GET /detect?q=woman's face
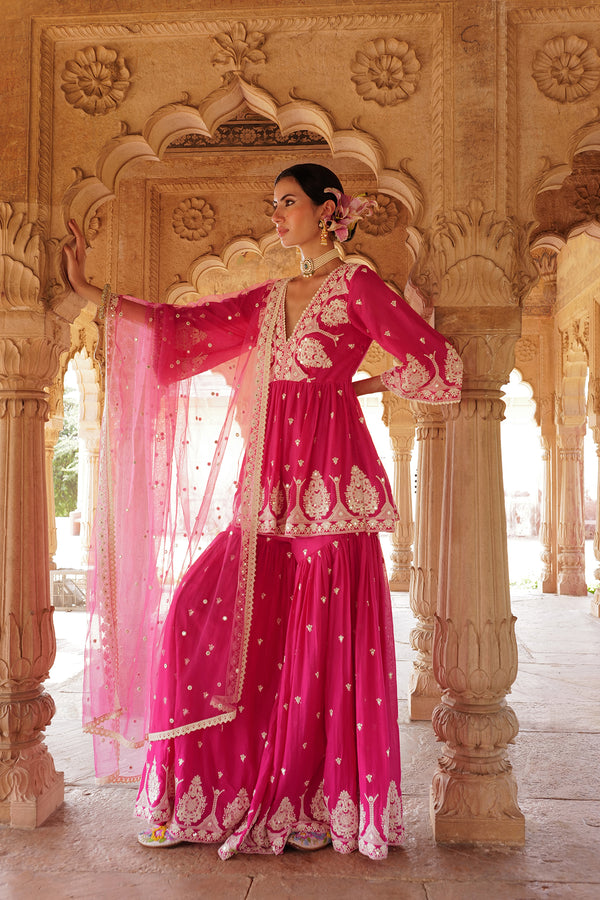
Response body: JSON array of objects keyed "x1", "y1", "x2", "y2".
[{"x1": 271, "y1": 177, "x2": 323, "y2": 249}]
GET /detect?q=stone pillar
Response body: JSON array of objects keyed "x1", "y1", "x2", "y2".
[
  {"x1": 592, "y1": 427, "x2": 600, "y2": 616},
  {"x1": 539, "y1": 432, "x2": 557, "y2": 593},
  {"x1": 45, "y1": 418, "x2": 63, "y2": 571},
  {"x1": 45, "y1": 383, "x2": 64, "y2": 572},
  {"x1": 382, "y1": 394, "x2": 414, "y2": 591},
  {"x1": 78, "y1": 427, "x2": 100, "y2": 567},
  {"x1": 0, "y1": 201, "x2": 81, "y2": 827},
  {"x1": 412, "y1": 199, "x2": 536, "y2": 844},
  {"x1": 73, "y1": 348, "x2": 102, "y2": 568},
  {"x1": 557, "y1": 425, "x2": 587, "y2": 596},
  {"x1": 408, "y1": 403, "x2": 445, "y2": 720}
]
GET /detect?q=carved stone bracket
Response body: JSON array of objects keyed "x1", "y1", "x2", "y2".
[{"x1": 410, "y1": 199, "x2": 538, "y2": 310}]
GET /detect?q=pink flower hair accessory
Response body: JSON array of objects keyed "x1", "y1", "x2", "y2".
[{"x1": 325, "y1": 188, "x2": 378, "y2": 241}]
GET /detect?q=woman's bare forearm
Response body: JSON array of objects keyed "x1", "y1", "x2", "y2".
[{"x1": 353, "y1": 375, "x2": 384, "y2": 397}]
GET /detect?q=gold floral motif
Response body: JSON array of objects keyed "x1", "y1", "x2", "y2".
[
  {"x1": 532, "y1": 35, "x2": 600, "y2": 103},
  {"x1": 360, "y1": 194, "x2": 401, "y2": 236},
  {"x1": 172, "y1": 198, "x2": 216, "y2": 241},
  {"x1": 61, "y1": 46, "x2": 130, "y2": 116},
  {"x1": 344, "y1": 466, "x2": 381, "y2": 516},
  {"x1": 383, "y1": 780, "x2": 404, "y2": 842},
  {"x1": 174, "y1": 774, "x2": 208, "y2": 825},
  {"x1": 222, "y1": 787, "x2": 250, "y2": 830},
  {"x1": 268, "y1": 796, "x2": 296, "y2": 832},
  {"x1": 269, "y1": 481, "x2": 286, "y2": 517},
  {"x1": 310, "y1": 781, "x2": 328, "y2": 821},
  {"x1": 319, "y1": 297, "x2": 350, "y2": 328},
  {"x1": 297, "y1": 336, "x2": 333, "y2": 370},
  {"x1": 351, "y1": 38, "x2": 421, "y2": 107},
  {"x1": 444, "y1": 345, "x2": 463, "y2": 387},
  {"x1": 302, "y1": 470, "x2": 332, "y2": 520},
  {"x1": 330, "y1": 790, "x2": 359, "y2": 846}
]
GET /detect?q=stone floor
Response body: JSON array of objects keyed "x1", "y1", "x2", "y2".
[{"x1": 1, "y1": 588, "x2": 599, "y2": 899}]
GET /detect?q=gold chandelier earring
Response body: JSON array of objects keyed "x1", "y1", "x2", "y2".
[{"x1": 319, "y1": 219, "x2": 329, "y2": 245}]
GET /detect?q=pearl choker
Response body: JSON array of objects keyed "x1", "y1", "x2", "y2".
[{"x1": 300, "y1": 248, "x2": 340, "y2": 277}]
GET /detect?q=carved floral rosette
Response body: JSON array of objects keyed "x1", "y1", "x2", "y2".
[
  {"x1": 360, "y1": 194, "x2": 401, "y2": 236},
  {"x1": 532, "y1": 35, "x2": 600, "y2": 104},
  {"x1": 351, "y1": 37, "x2": 421, "y2": 106},
  {"x1": 61, "y1": 46, "x2": 131, "y2": 116},
  {"x1": 172, "y1": 198, "x2": 216, "y2": 241}
]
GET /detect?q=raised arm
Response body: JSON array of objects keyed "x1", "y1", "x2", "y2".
[{"x1": 62, "y1": 220, "x2": 145, "y2": 324}]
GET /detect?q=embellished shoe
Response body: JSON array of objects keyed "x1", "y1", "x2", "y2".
[
  {"x1": 287, "y1": 829, "x2": 332, "y2": 851},
  {"x1": 137, "y1": 825, "x2": 183, "y2": 848}
]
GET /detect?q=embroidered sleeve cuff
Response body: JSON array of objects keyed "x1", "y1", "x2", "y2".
[{"x1": 381, "y1": 345, "x2": 462, "y2": 404}]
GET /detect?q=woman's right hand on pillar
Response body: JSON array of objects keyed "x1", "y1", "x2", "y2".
[{"x1": 62, "y1": 220, "x2": 103, "y2": 306}]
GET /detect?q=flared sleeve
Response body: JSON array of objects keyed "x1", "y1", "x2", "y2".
[
  {"x1": 347, "y1": 266, "x2": 462, "y2": 403},
  {"x1": 146, "y1": 282, "x2": 272, "y2": 384}
]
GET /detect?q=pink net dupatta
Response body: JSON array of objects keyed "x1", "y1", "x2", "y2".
[{"x1": 83, "y1": 286, "x2": 278, "y2": 782}]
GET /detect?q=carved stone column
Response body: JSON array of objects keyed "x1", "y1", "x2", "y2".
[
  {"x1": 44, "y1": 413, "x2": 64, "y2": 571},
  {"x1": 78, "y1": 428, "x2": 100, "y2": 567},
  {"x1": 588, "y1": 372, "x2": 600, "y2": 614},
  {"x1": 539, "y1": 432, "x2": 557, "y2": 593},
  {"x1": 382, "y1": 394, "x2": 415, "y2": 591},
  {"x1": 0, "y1": 202, "x2": 82, "y2": 827},
  {"x1": 408, "y1": 403, "x2": 445, "y2": 720},
  {"x1": 557, "y1": 425, "x2": 587, "y2": 596},
  {"x1": 73, "y1": 348, "x2": 102, "y2": 568},
  {"x1": 592, "y1": 427, "x2": 600, "y2": 616},
  {"x1": 593, "y1": 428, "x2": 600, "y2": 572},
  {"x1": 412, "y1": 200, "x2": 536, "y2": 844}
]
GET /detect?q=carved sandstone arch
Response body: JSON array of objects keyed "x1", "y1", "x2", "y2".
[{"x1": 61, "y1": 75, "x2": 424, "y2": 241}]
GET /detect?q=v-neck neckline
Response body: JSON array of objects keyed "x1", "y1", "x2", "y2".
[{"x1": 281, "y1": 265, "x2": 343, "y2": 343}]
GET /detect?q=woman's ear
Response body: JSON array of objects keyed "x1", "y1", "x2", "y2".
[{"x1": 321, "y1": 198, "x2": 336, "y2": 220}]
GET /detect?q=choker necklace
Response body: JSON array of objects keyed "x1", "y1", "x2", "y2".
[{"x1": 300, "y1": 248, "x2": 340, "y2": 278}]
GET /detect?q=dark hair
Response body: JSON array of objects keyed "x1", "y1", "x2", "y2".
[
  {"x1": 275, "y1": 163, "x2": 342, "y2": 207},
  {"x1": 274, "y1": 163, "x2": 355, "y2": 240}
]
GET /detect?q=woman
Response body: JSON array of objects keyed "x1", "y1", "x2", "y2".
[{"x1": 64, "y1": 163, "x2": 462, "y2": 860}]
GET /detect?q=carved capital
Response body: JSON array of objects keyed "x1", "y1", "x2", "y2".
[
  {"x1": 433, "y1": 616, "x2": 518, "y2": 702},
  {"x1": 0, "y1": 608, "x2": 56, "y2": 689},
  {"x1": 0, "y1": 203, "x2": 42, "y2": 310},
  {"x1": 434, "y1": 314, "x2": 521, "y2": 389},
  {"x1": 0, "y1": 338, "x2": 62, "y2": 394},
  {"x1": 411, "y1": 200, "x2": 538, "y2": 308},
  {"x1": 389, "y1": 431, "x2": 415, "y2": 457},
  {"x1": 454, "y1": 394, "x2": 506, "y2": 423}
]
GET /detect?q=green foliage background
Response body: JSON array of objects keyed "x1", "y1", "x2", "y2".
[{"x1": 53, "y1": 381, "x2": 79, "y2": 517}]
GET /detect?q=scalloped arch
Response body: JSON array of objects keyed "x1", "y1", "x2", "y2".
[
  {"x1": 166, "y1": 233, "x2": 410, "y2": 308},
  {"x1": 65, "y1": 75, "x2": 424, "y2": 231},
  {"x1": 531, "y1": 123, "x2": 600, "y2": 249}
]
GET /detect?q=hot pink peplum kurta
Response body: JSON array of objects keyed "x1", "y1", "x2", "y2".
[{"x1": 85, "y1": 262, "x2": 461, "y2": 860}]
